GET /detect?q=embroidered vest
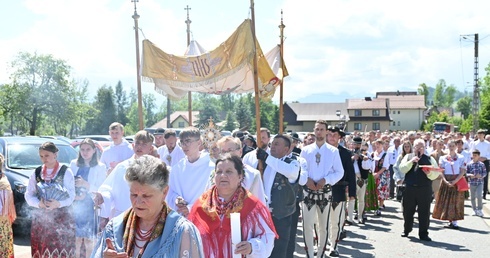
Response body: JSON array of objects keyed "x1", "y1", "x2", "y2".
[{"x1": 269, "y1": 157, "x2": 298, "y2": 219}]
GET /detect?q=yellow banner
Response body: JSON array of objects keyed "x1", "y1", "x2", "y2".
[{"x1": 141, "y1": 19, "x2": 280, "y2": 100}]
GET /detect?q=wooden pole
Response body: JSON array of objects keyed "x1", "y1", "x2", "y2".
[
  {"x1": 278, "y1": 10, "x2": 285, "y2": 134},
  {"x1": 185, "y1": 5, "x2": 193, "y2": 127},
  {"x1": 250, "y1": 0, "x2": 264, "y2": 175},
  {"x1": 132, "y1": 1, "x2": 144, "y2": 130}
]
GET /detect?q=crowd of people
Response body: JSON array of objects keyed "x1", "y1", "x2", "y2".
[{"x1": 0, "y1": 121, "x2": 489, "y2": 258}]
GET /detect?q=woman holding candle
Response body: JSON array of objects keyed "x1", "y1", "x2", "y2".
[
  {"x1": 25, "y1": 141, "x2": 77, "y2": 257},
  {"x1": 91, "y1": 155, "x2": 204, "y2": 258},
  {"x1": 189, "y1": 154, "x2": 277, "y2": 258},
  {"x1": 69, "y1": 138, "x2": 107, "y2": 257}
]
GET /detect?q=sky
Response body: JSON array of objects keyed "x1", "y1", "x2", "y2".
[{"x1": 1, "y1": 0, "x2": 490, "y2": 105}]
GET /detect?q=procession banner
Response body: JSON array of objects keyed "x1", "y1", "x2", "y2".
[
  {"x1": 264, "y1": 44, "x2": 289, "y2": 79},
  {"x1": 141, "y1": 19, "x2": 280, "y2": 100}
]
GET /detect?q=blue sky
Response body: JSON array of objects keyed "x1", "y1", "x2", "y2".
[{"x1": 1, "y1": 0, "x2": 489, "y2": 104}]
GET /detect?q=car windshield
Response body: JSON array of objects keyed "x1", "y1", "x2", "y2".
[{"x1": 7, "y1": 144, "x2": 77, "y2": 169}]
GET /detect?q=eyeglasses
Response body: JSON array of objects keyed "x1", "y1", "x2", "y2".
[
  {"x1": 178, "y1": 138, "x2": 199, "y2": 147},
  {"x1": 220, "y1": 148, "x2": 239, "y2": 154}
]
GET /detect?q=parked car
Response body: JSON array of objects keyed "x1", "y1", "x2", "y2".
[
  {"x1": 0, "y1": 137, "x2": 78, "y2": 234},
  {"x1": 39, "y1": 135, "x2": 72, "y2": 144},
  {"x1": 74, "y1": 135, "x2": 112, "y2": 142}
]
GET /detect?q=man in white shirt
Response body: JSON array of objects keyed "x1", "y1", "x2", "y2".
[
  {"x1": 153, "y1": 127, "x2": 166, "y2": 148},
  {"x1": 470, "y1": 129, "x2": 490, "y2": 199},
  {"x1": 165, "y1": 127, "x2": 214, "y2": 217},
  {"x1": 157, "y1": 129, "x2": 185, "y2": 168},
  {"x1": 256, "y1": 134, "x2": 300, "y2": 258},
  {"x1": 94, "y1": 130, "x2": 155, "y2": 225},
  {"x1": 242, "y1": 128, "x2": 271, "y2": 169},
  {"x1": 387, "y1": 137, "x2": 401, "y2": 199},
  {"x1": 99, "y1": 122, "x2": 133, "y2": 175},
  {"x1": 300, "y1": 120, "x2": 344, "y2": 258}
]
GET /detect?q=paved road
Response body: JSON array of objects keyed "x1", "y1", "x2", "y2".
[{"x1": 14, "y1": 199, "x2": 490, "y2": 258}]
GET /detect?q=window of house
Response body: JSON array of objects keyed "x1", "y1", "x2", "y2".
[
  {"x1": 178, "y1": 122, "x2": 185, "y2": 128},
  {"x1": 354, "y1": 110, "x2": 362, "y2": 116},
  {"x1": 373, "y1": 123, "x2": 380, "y2": 130},
  {"x1": 397, "y1": 121, "x2": 401, "y2": 126},
  {"x1": 372, "y1": 110, "x2": 380, "y2": 116},
  {"x1": 393, "y1": 110, "x2": 396, "y2": 114},
  {"x1": 354, "y1": 123, "x2": 362, "y2": 130},
  {"x1": 398, "y1": 111, "x2": 400, "y2": 114},
  {"x1": 393, "y1": 121, "x2": 396, "y2": 126}
]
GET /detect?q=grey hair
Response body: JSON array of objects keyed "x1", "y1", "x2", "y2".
[{"x1": 125, "y1": 155, "x2": 169, "y2": 191}]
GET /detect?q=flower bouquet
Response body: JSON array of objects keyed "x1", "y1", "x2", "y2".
[{"x1": 36, "y1": 181, "x2": 70, "y2": 201}]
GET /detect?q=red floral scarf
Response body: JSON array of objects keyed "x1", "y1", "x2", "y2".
[
  {"x1": 122, "y1": 203, "x2": 170, "y2": 258},
  {"x1": 202, "y1": 185, "x2": 247, "y2": 219}
]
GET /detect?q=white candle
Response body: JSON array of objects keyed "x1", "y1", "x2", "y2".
[{"x1": 230, "y1": 212, "x2": 241, "y2": 258}]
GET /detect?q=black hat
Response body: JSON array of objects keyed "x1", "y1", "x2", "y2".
[
  {"x1": 353, "y1": 136, "x2": 363, "y2": 144},
  {"x1": 233, "y1": 130, "x2": 246, "y2": 141},
  {"x1": 154, "y1": 128, "x2": 165, "y2": 135},
  {"x1": 328, "y1": 126, "x2": 346, "y2": 137},
  {"x1": 290, "y1": 132, "x2": 301, "y2": 142}
]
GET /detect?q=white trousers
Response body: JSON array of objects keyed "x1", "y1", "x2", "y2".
[
  {"x1": 329, "y1": 201, "x2": 346, "y2": 251},
  {"x1": 348, "y1": 179, "x2": 367, "y2": 221},
  {"x1": 302, "y1": 192, "x2": 331, "y2": 258}
]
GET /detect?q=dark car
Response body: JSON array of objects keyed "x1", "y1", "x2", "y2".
[{"x1": 0, "y1": 137, "x2": 78, "y2": 233}]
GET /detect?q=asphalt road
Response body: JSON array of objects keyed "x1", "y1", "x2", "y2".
[{"x1": 14, "y1": 199, "x2": 490, "y2": 258}]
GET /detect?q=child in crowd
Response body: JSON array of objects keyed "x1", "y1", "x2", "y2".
[{"x1": 466, "y1": 150, "x2": 487, "y2": 217}]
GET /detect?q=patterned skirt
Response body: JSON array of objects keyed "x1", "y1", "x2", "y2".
[
  {"x1": 31, "y1": 207, "x2": 76, "y2": 258},
  {"x1": 432, "y1": 175, "x2": 465, "y2": 221},
  {"x1": 0, "y1": 216, "x2": 14, "y2": 258},
  {"x1": 365, "y1": 173, "x2": 379, "y2": 211},
  {"x1": 376, "y1": 170, "x2": 390, "y2": 201}
]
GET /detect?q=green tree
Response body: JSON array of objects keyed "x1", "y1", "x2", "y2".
[
  {"x1": 125, "y1": 102, "x2": 144, "y2": 135},
  {"x1": 223, "y1": 111, "x2": 236, "y2": 131},
  {"x1": 444, "y1": 85, "x2": 457, "y2": 107},
  {"x1": 8, "y1": 52, "x2": 78, "y2": 135},
  {"x1": 85, "y1": 85, "x2": 116, "y2": 134},
  {"x1": 433, "y1": 80, "x2": 446, "y2": 107},
  {"x1": 459, "y1": 114, "x2": 474, "y2": 133},
  {"x1": 143, "y1": 93, "x2": 157, "y2": 127},
  {"x1": 115, "y1": 81, "x2": 129, "y2": 126},
  {"x1": 418, "y1": 83, "x2": 430, "y2": 105},
  {"x1": 235, "y1": 97, "x2": 252, "y2": 129},
  {"x1": 455, "y1": 96, "x2": 472, "y2": 119}
]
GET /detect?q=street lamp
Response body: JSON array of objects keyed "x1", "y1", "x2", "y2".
[{"x1": 132, "y1": 0, "x2": 144, "y2": 130}]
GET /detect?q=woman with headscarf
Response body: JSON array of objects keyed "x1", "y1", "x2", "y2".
[{"x1": 189, "y1": 154, "x2": 277, "y2": 258}]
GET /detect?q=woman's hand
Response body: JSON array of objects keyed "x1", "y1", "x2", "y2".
[
  {"x1": 103, "y1": 238, "x2": 128, "y2": 258},
  {"x1": 39, "y1": 198, "x2": 47, "y2": 209},
  {"x1": 75, "y1": 177, "x2": 90, "y2": 189},
  {"x1": 45, "y1": 199, "x2": 61, "y2": 210},
  {"x1": 176, "y1": 203, "x2": 189, "y2": 217},
  {"x1": 234, "y1": 241, "x2": 252, "y2": 255}
]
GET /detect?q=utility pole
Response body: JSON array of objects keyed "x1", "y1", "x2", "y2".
[
  {"x1": 185, "y1": 5, "x2": 193, "y2": 127},
  {"x1": 132, "y1": 0, "x2": 144, "y2": 130},
  {"x1": 472, "y1": 33, "x2": 479, "y2": 134}
]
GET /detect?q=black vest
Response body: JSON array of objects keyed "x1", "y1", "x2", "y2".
[
  {"x1": 35, "y1": 165, "x2": 68, "y2": 184},
  {"x1": 269, "y1": 157, "x2": 298, "y2": 219},
  {"x1": 357, "y1": 158, "x2": 370, "y2": 180},
  {"x1": 404, "y1": 154, "x2": 432, "y2": 187}
]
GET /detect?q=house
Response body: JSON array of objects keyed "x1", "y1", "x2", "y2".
[
  {"x1": 377, "y1": 93, "x2": 426, "y2": 131},
  {"x1": 346, "y1": 97, "x2": 391, "y2": 132},
  {"x1": 283, "y1": 102, "x2": 348, "y2": 132},
  {"x1": 151, "y1": 111, "x2": 199, "y2": 129}
]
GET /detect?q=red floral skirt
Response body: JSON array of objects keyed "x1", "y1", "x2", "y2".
[{"x1": 432, "y1": 175, "x2": 465, "y2": 221}]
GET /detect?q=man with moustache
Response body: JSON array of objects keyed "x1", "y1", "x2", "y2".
[
  {"x1": 157, "y1": 129, "x2": 185, "y2": 167},
  {"x1": 256, "y1": 134, "x2": 301, "y2": 258},
  {"x1": 300, "y1": 120, "x2": 344, "y2": 258},
  {"x1": 94, "y1": 130, "x2": 156, "y2": 224},
  {"x1": 326, "y1": 126, "x2": 356, "y2": 257},
  {"x1": 243, "y1": 128, "x2": 271, "y2": 168}
]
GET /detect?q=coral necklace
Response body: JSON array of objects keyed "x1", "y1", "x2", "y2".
[
  {"x1": 42, "y1": 161, "x2": 60, "y2": 182},
  {"x1": 134, "y1": 222, "x2": 156, "y2": 248}
]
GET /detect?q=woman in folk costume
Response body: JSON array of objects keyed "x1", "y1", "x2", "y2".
[
  {"x1": 0, "y1": 154, "x2": 16, "y2": 258},
  {"x1": 189, "y1": 154, "x2": 277, "y2": 258},
  {"x1": 92, "y1": 155, "x2": 204, "y2": 258},
  {"x1": 365, "y1": 140, "x2": 387, "y2": 216},
  {"x1": 69, "y1": 138, "x2": 106, "y2": 257},
  {"x1": 432, "y1": 140, "x2": 466, "y2": 229},
  {"x1": 25, "y1": 141, "x2": 76, "y2": 257}
]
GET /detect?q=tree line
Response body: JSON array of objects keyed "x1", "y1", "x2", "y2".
[{"x1": 0, "y1": 52, "x2": 281, "y2": 137}]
